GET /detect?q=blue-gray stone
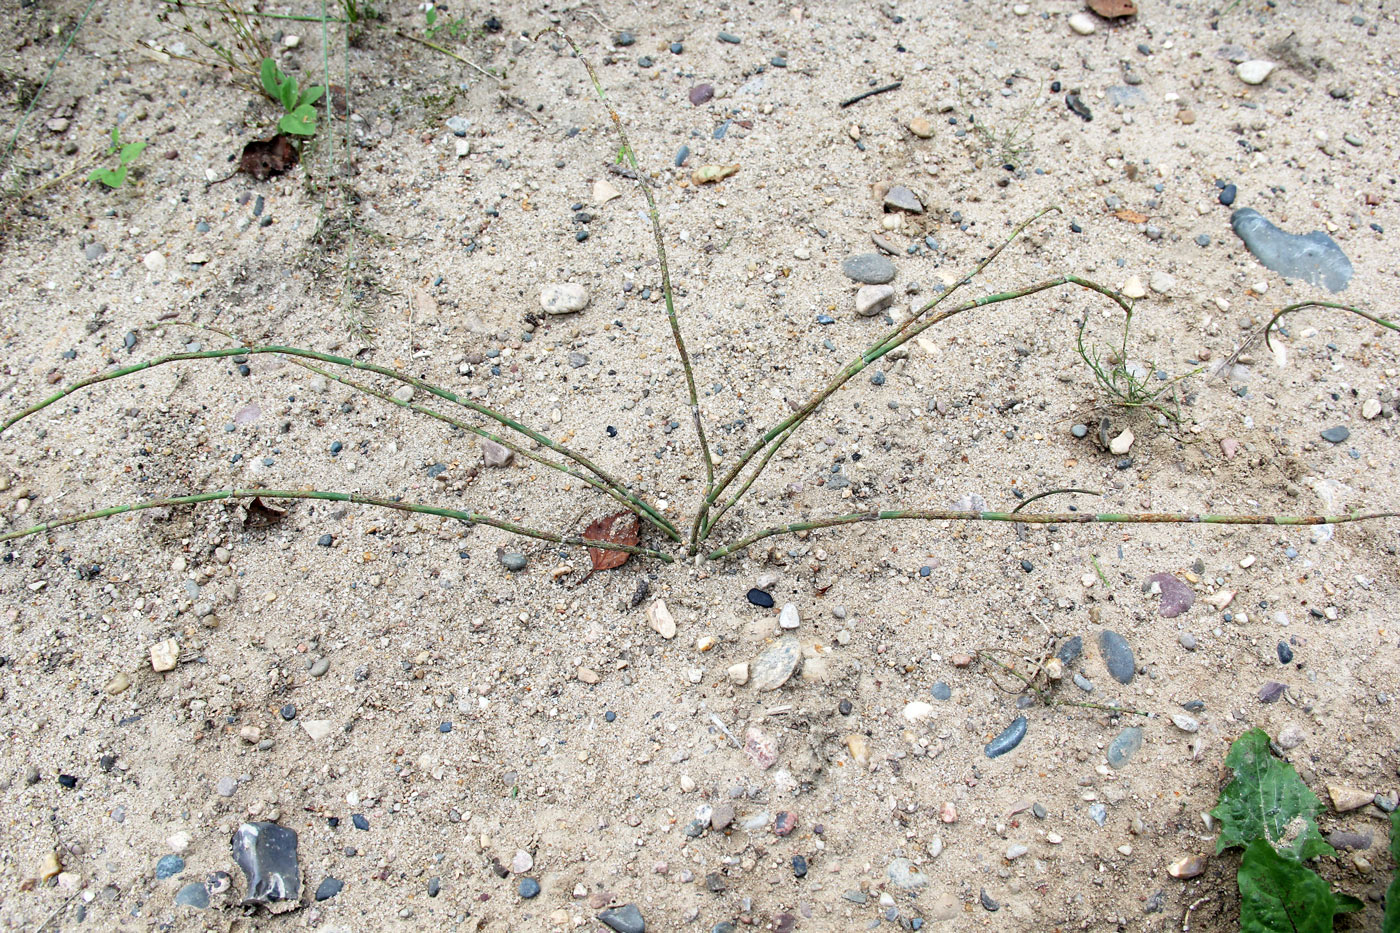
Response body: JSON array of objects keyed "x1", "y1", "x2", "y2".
[
  {"x1": 1099, "y1": 630, "x2": 1135, "y2": 684},
  {"x1": 1088, "y1": 803, "x2": 1108, "y2": 826},
  {"x1": 840, "y1": 253, "x2": 896, "y2": 285},
  {"x1": 1106, "y1": 727, "x2": 1143, "y2": 769},
  {"x1": 1231, "y1": 208, "x2": 1353, "y2": 292},
  {"x1": 1106, "y1": 85, "x2": 1147, "y2": 107},
  {"x1": 500, "y1": 551, "x2": 528, "y2": 572},
  {"x1": 1073, "y1": 672, "x2": 1095, "y2": 693},
  {"x1": 931, "y1": 681, "x2": 951, "y2": 701},
  {"x1": 984, "y1": 716, "x2": 1027, "y2": 758},
  {"x1": 315, "y1": 877, "x2": 343, "y2": 901},
  {"x1": 1320, "y1": 426, "x2": 1350, "y2": 444},
  {"x1": 518, "y1": 877, "x2": 541, "y2": 899},
  {"x1": 231, "y1": 822, "x2": 300, "y2": 906},
  {"x1": 1070, "y1": 423, "x2": 1089, "y2": 438},
  {"x1": 598, "y1": 903, "x2": 646, "y2": 933},
  {"x1": 1277, "y1": 641, "x2": 1294, "y2": 664},
  {"x1": 717, "y1": 31, "x2": 741, "y2": 43},
  {"x1": 156, "y1": 855, "x2": 186, "y2": 879},
  {"x1": 174, "y1": 882, "x2": 209, "y2": 908},
  {"x1": 1218, "y1": 183, "x2": 1237, "y2": 206},
  {"x1": 1057, "y1": 635, "x2": 1083, "y2": 665},
  {"x1": 675, "y1": 145, "x2": 689, "y2": 167}
]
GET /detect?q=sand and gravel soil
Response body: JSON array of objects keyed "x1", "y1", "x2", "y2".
[{"x1": 1, "y1": 0, "x2": 1398, "y2": 929}]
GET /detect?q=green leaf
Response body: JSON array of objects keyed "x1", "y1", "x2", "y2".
[
  {"x1": 88, "y1": 166, "x2": 126, "y2": 188},
  {"x1": 109, "y1": 125, "x2": 121, "y2": 151},
  {"x1": 278, "y1": 75, "x2": 297, "y2": 114},
  {"x1": 1385, "y1": 810, "x2": 1400, "y2": 933},
  {"x1": 260, "y1": 58, "x2": 281, "y2": 101},
  {"x1": 425, "y1": 6, "x2": 436, "y2": 26},
  {"x1": 1239, "y1": 839, "x2": 1362, "y2": 933},
  {"x1": 119, "y1": 142, "x2": 146, "y2": 165},
  {"x1": 297, "y1": 85, "x2": 325, "y2": 109},
  {"x1": 1211, "y1": 729, "x2": 1334, "y2": 860},
  {"x1": 278, "y1": 105, "x2": 318, "y2": 136}
]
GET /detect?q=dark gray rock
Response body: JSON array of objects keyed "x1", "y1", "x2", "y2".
[
  {"x1": 315, "y1": 877, "x2": 343, "y2": 901},
  {"x1": 174, "y1": 883, "x2": 209, "y2": 909},
  {"x1": 231, "y1": 822, "x2": 300, "y2": 908},
  {"x1": 984, "y1": 716, "x2": 1027, "y2": 758},
  {"x1": 1056, "y1": 635, "x2": 1083, "y2": 665},
  {"x1": 1320, "y1": 426, "x2": 1350, "y2": 444},
  {"x1": 1099, "y1": 630, "x2": 1135, "y2": 684},
  {"x1": 597, "y1": 904, "x2": 646, "y2": 933}
]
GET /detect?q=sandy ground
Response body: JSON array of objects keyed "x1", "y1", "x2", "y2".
[{"x1": 1, "y1": 0, "x2": 1398, "y2": 929}]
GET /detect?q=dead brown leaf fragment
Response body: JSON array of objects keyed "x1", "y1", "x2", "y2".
[
  {"x1": 583, "y1": 511, "x2": 640, "y2": 573},
  {"x1": 1113, "y1": 208, "x2": 1150, "y2": 224},
  {"x1": 239, "y1": 135, "x2": 299, "y2": 181},
  {"x1": 1087, "y1": 0, "x2": 1137, "y2": 18},
  {"x1": 243, "y1": 497, "x2": 288, "y2": 528}
]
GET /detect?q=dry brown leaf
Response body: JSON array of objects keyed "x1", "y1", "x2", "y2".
[
  {"x1": 583, "y1": 511, "x2": 640, "y2": 573},
  {"x1": 1113, "y1": 208, "x2": 1150, "y2": 224},
  {"x1": 239, "y1": 134, "x2": 299, "y2": 181},
  {"x1": 691, "y1": 163, "x2": 740, "y2": 185},
  {"x1": 244, "y1": 497, "x2": 288, "y2": 527},
  {"x1": 1088, "y1": 0, "x2": 1137, "y2": 17}
]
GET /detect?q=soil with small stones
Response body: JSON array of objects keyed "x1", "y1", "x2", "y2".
[{"x1": 1, "y1": 0, "x2": 1397, "y2": 930}]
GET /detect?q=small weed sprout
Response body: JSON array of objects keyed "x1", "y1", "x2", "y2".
[
  {"x1": 87, "y1": 126, "x2": 146, "y2": 189},
  {"x1": 1076, "y1": 305, "x2": 1200, "y2": 423},
  {"x1": 422, "y1": 2, "x2": 469, "y2": 40},
  {"x1": 260, "y1": 58, "x2": 323, "y2": 137}
]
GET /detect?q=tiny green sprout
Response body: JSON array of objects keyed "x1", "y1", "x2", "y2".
[
  {"x1": 87, "y1": 126, "x2": 146, "y2": 189},
  {"x1": 260, "y1": 58, "x2": 324, "y2": 137}
]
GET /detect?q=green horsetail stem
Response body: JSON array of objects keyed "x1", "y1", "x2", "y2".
[
  {"x1": 0, "y1": 488, "x2": 675, "y2": 562},
  {"x1": 705, "y1": 508, "x2": 1400, "y2": 560}
]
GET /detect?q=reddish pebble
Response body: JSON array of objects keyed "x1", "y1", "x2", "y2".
[
  {"x1": 774, "y1": 811, "x2": 798, "y2": 836},
  {"x1": 951, "y1": 654, "x2": 973, "y2": 668},
  {"x1": 940, "y1": 802, "x2": 958, "y2": 823},
  {"x1": 1220, "y1": 437, "x2": 1239, "y2": 460}
]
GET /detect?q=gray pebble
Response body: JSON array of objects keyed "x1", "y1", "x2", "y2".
[
  {"x1": 883, "y1": 185, "x2": 924, "y2": 214},
  {"x1": 840, "y1": 253, "x2": 896, "y2": 285},
  {"x1": 597, "y1": 904, "x2": 646, "y2": 933},
  {"x1": 1056, "y1": 636, "x2": 1083, "y2": 665},
  {"x1": 930, "y1": 681, "x2": 951, "y2": 701},
  {"x1": 1071, "y1": 423, "x2": 1088, "y2": 438},
  {"x1": 499, "y1": 552, "x2": 528, "y2": 572},
  {"x1": 886, "y1": 857, "x2": 928, "y2": 890},
  {"x1": 750, "y1": 636, "x2": 802, "y2": 691},
  {"x1": 174, "y1": 882, "x2": 209, "y2": 909},
  {"x1": 984, "y1": 716, "x2": 1027, "y2": 758},
  {"x1": 1320, "y1": 426, "x2": 1350, "y2": 444},
  {"x1": 1106, "y1": 727, "x2": 1143, "y2": 769},
  {"x1": 1231, "y1": 208, "x2": 1353, "y2": 293},
  {"x1": 1073, "y1": 672, "x2": 1095, "y2": 693},
  {"x1": 216, "y1": 776, "x2": 238, "y2": 797},
  {"x1": 1179, "y1": 633, "x2": 1197, "y2": 651},
  {"x1": 309, "y1": 657, "x2": 330, "y2": 678},
  {"x1": 1088, "y1": 803, "x2": 1108, "y2": 826},
  {"x1": 1098, "y1": 630, "x2": 1135, "y2": 684},
  {"x1": 980, "y1": 888, "x2": 1000, "y2": 911}
]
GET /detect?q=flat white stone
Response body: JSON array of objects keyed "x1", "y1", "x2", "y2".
[
  {"x1": 540, "y1": 283, "x2": 590, "y2": 314},
  {"x1": 1068, "y1": 12, "x2": 1097, "y2": 34},
  {"x1": 1236, "y1": 60, "x2": 1276, "y2": 85},
  {"x1": 855, "y1": 283, "x2": 895, "y2": 317}
]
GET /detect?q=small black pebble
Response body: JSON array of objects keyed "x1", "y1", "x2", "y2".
[
  {"x1": 327, "y1": 816, "x2": 340, "y2": 828},
  {"x1": 1020, "y1": 559, "x2": 1034, "y2": 573},
  {"x1": 1277, "y1": 641, "x2": 1294, "y2": 664},
  {"x1": 280, "y1": 703, "x2": 297, "y2": 721},
  {"x1": 746, "y1": 588, "x2": 775, "y2": 608},
  {"x1": 428, "y1": 877, "x2": 441, "y2": 897},
  {"x1": 1050, "y1": 80, "x2": 1061, "y2": 93},
  {"x1": 980, "y1": 888, "x2": 1001, "y2": 912},
  {"x1": 1070, "y1": 221, "x2": 1083, "y2": 233},
  {"x1": 575, "y1": 230, "x2": 589, "y2": 242},
  {"x1": 352, "y1": 814, "x2": 369, "y2": 831},
  {"x1": 439, "y1": 722, "x2": 452, "y2": 733},
  {"x1": 605, "y1": 711, "x2": 616, "y2": 722},
  {"x1": 238, "y1": 364, "x2": 251, "y2": 377},
  {"x1": 838, "y1": 699, "x2": 853, "y2": 716},
  {"x1": 317, "y1": 534, "x2": 333, "y2": 547},
  {"x1": 792, "y1": 855, "x2": 808, "y2": 878},
  {"x1": 329, "y1": 441, "x2": 343, "y2": 454},
  {"x1": 1219, "y1": 183, "x2": 1237, "y2": 206},
  {"x1": 669, "y1": 41, "x2": 683, "y2": 53},
  {"x1": 58, "y1": 774, "x2": 78, "y2": 788}
]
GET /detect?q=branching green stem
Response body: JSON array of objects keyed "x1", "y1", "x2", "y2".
[
  {"x1": 702, "y1": 271, "x2": 1130, "y2": 540},
  {"x1": 1, "y1": 343, "x2": 679, "y2": 540},
  {"x1": 705, "y1": 507, "x2": 1399, "y2": 560},
  {"x1": 0, "y1": 488, "x2": 674, "y2": 561},
  {"x1": 1262, "y1": 300, "x2": 1398, "y2": 352},
  {"x1": 552, "y1": 29, "x2": 717, "y2": 553}
]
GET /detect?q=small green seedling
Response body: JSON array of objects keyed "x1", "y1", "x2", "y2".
[
  {"x1": 423, "y1": 3, "x2": 468, "y2": 39},
  {"x1": 260, "y1": 58, "x2": 323, "y2": 137},
  {"x1": 1077, "y1": 305, "x2": 1200, "y2": 423},
  {"x1": 87, "y1": 126, "x2": 146, "y2": 189}
]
